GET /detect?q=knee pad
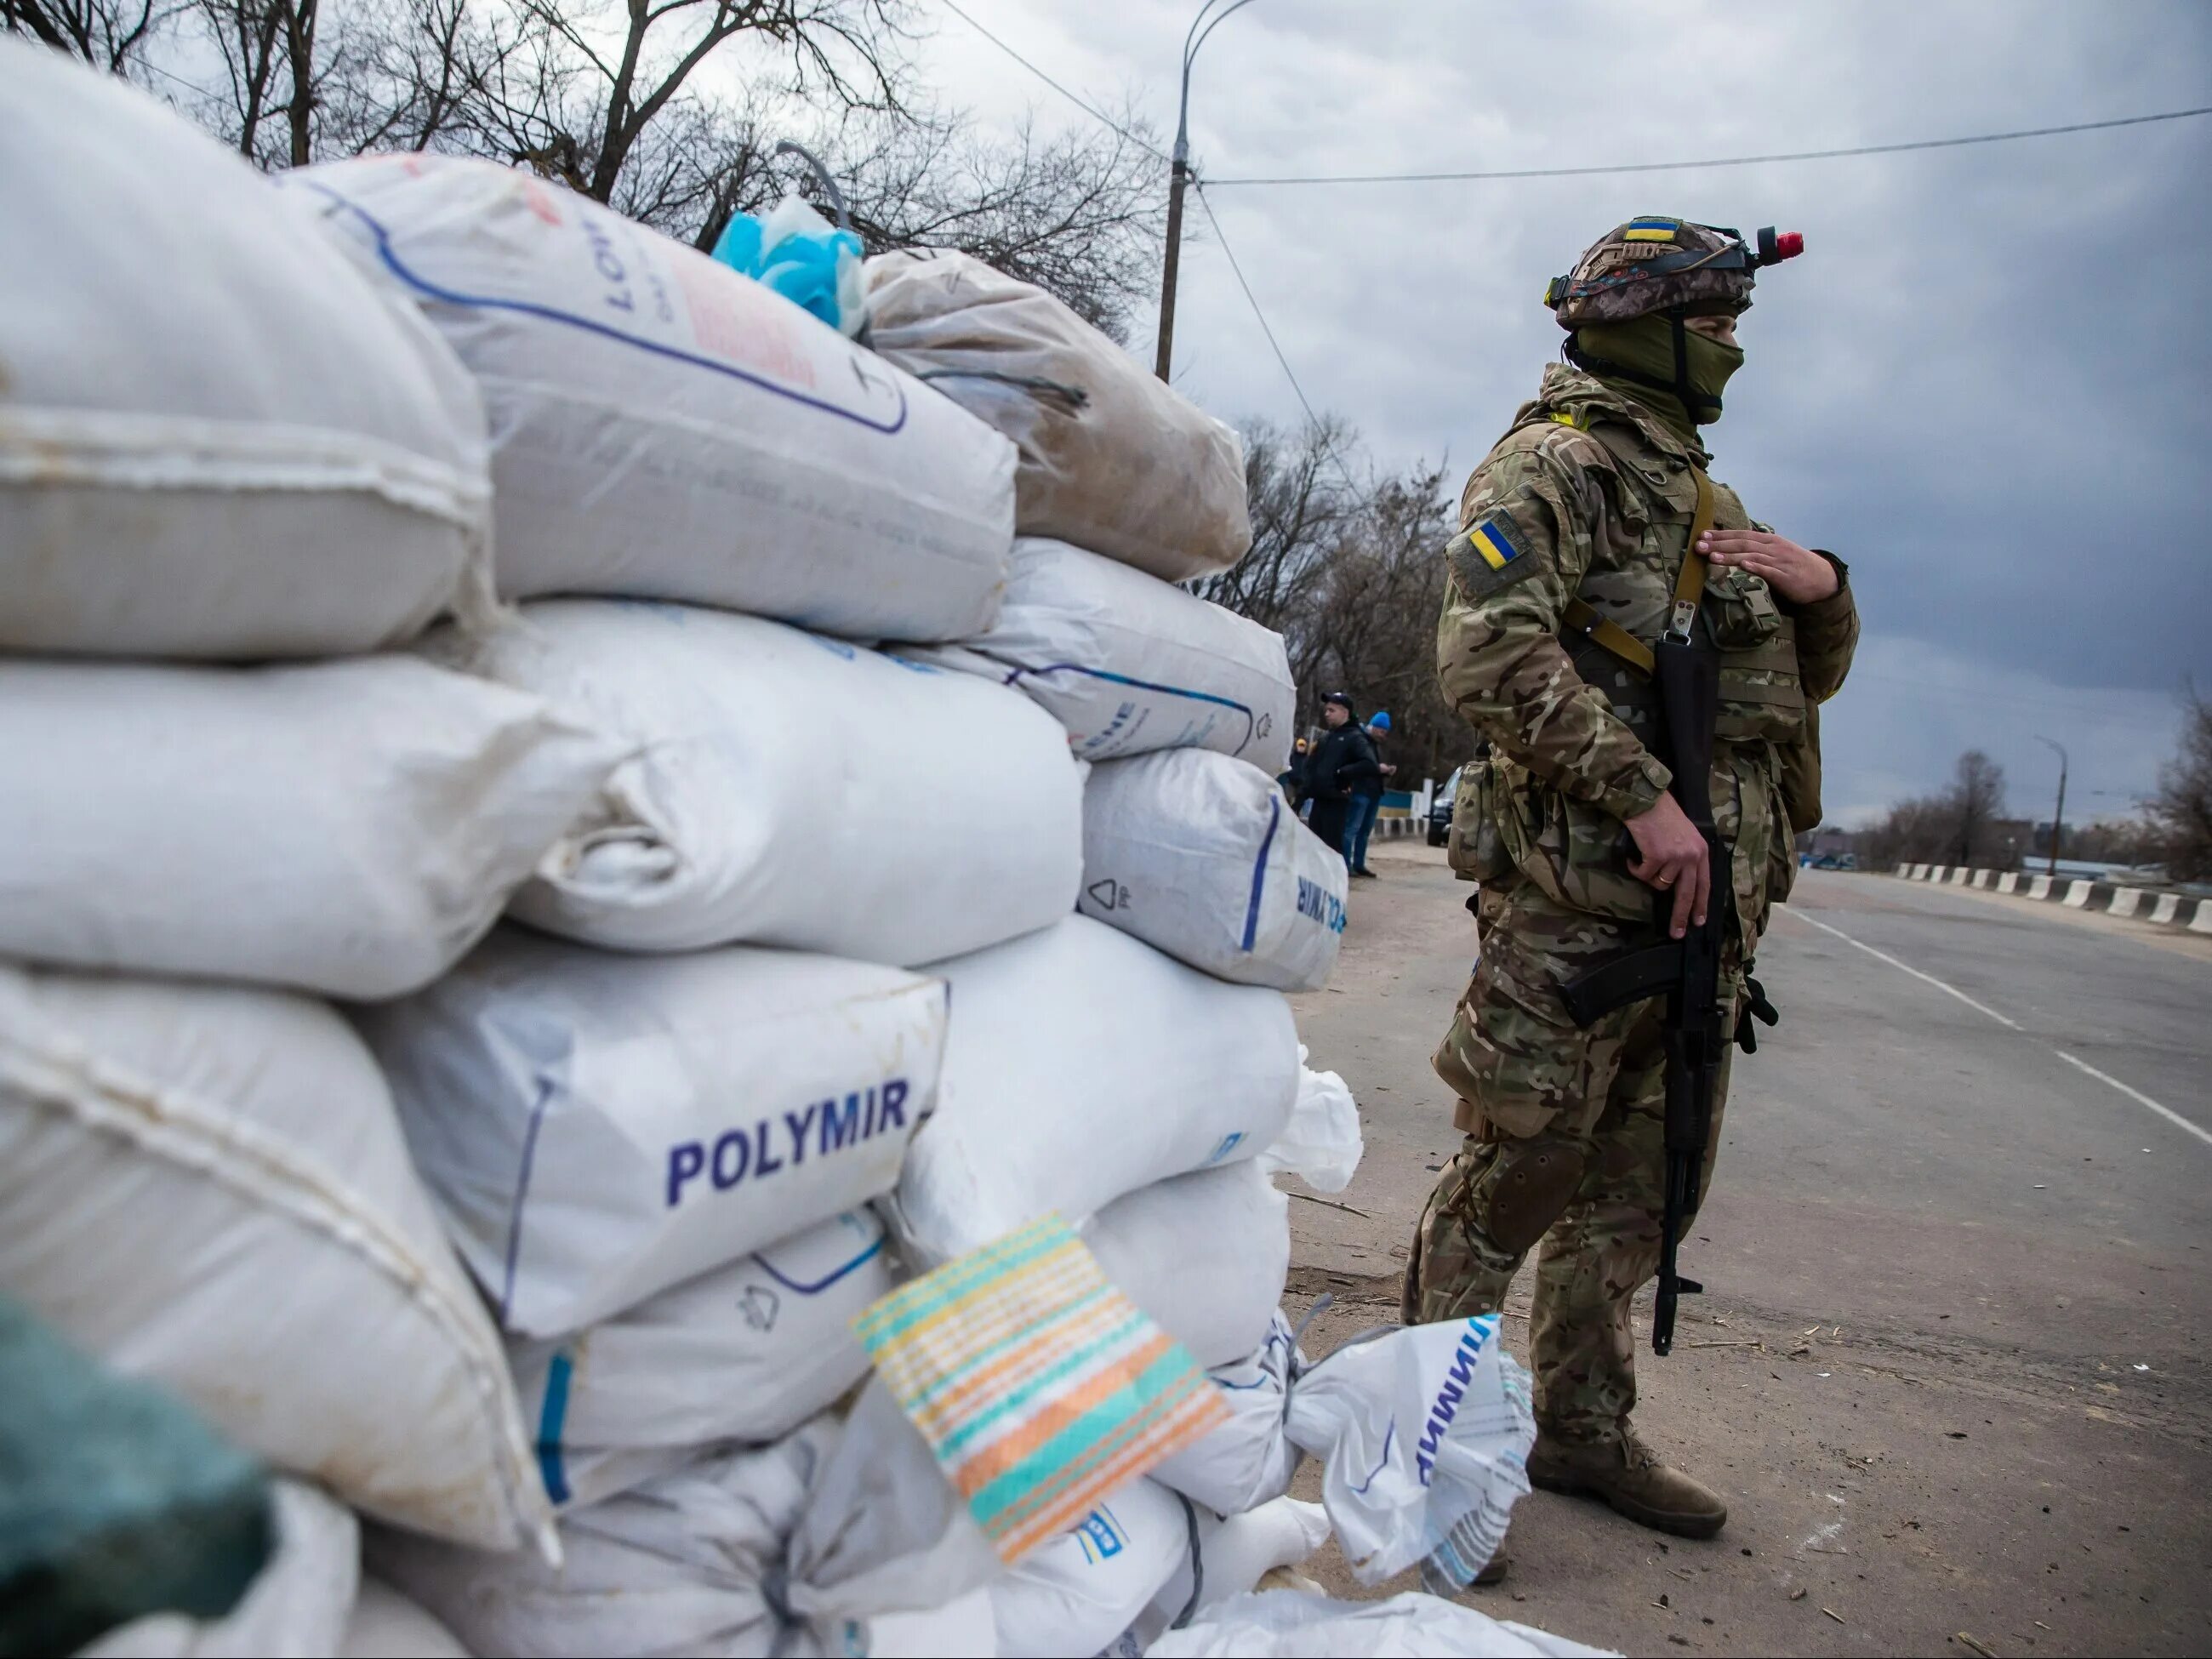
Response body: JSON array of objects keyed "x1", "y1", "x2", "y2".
[{"x1": 1481, "y1": 1135, "x2": 1588, "y2": 1257}]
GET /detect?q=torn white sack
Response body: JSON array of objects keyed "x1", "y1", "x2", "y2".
[{"x1": 1286, "y1": 1315, "x2": 1535, "y2": 1593}]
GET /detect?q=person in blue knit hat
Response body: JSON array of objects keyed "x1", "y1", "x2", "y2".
[{"x1": 1344, "y1": 710, "x2": 1396, "y2": 878}]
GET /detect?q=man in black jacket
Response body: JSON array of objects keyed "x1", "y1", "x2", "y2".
[{"x1": 1303, "y1": 691, "x2": 1383, "y2": 858}]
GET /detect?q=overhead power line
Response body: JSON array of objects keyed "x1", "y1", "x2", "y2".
[
  {"x1": 1206, "y1": 105, "x2": 2212, "y2": 187},
  {"x1": 935, "y1": 0, "x2": 1168, "y2": 163},
  {"x1": 1190, "y1": 181, "x2": 1320, "y2": 427}
]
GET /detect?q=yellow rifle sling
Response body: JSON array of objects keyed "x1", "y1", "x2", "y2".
[
  {"x1": 1560, "y1": 597, "x2": 1655, "y2": 676},
  {"x1": 1667, "y1": 466, "x2": 1716, "y2": 641}
]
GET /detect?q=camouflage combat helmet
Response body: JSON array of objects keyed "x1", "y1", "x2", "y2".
[{"x1": 1545, "y1": 217, "x2": 1803, "y2": 328}]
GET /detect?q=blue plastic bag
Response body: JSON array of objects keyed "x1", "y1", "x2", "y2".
[{"x1": 710, "y1": 197, "x2": 865, "y2": 336}]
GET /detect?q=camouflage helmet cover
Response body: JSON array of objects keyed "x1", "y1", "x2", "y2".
[{"x1": 1547, "y1": 217, "x2": 1761, "y2": 328}]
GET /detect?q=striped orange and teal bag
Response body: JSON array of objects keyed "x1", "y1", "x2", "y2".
[{"x1": 853, "y1": 1213, "x2": 1228, "y2": 1563}]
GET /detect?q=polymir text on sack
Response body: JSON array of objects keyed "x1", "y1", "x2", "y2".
[
  {"x1": 666, "y1": 1080, "x2": 911, "y2": 1207},
  {"x1": 1296, "y1": 876, "x2": 1348, "y2": 935},
  {"x1": 1416, "y1": 1320, "x2": 1495, "y2": 1485}
]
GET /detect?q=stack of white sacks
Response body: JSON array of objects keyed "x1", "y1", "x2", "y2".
[{"x1": 0, "y1": 43, "x2": 1391, "y2": 1659}]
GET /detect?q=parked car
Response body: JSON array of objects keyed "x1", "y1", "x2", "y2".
[{"x1": 1427, "y1": 767, "x2": 1462, "y2": 847}]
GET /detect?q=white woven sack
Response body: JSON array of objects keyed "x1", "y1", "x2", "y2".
[
  {"x1": 1120, "y1": 1499, "x2": 1334, "y2": 1656},
  {"x1": 432, "y1": 600, "x2": 1083, "y2": 965},
  {"x1": 510, "y1": 1208, "x2": 899, "y2": 1510},
  {"x1": 337, "y1": 1582, "x2": 470, "y2": 1659},
  {"x1": 1083, "y1": 1161, "x2": 1289, "y2": 1371},
  {"x1": 926, "y1": 539, "x2": 1293, "y2": 772},
  {"x1": 892, "y1": 915, "x2": 1300, "y2": 1264},
  {"x1": 292, "y1": 155, "x2": 1013, "y2": 643},
  {"x1": 0, "y1": 966, "x2": 550, "y2": 1553},
  {"x1": 1148, "y1": 1314, "x2": 1303, "y2": 1516},
  {"x1": 987, "y1": 1479, "x2": 1189, "y2": 1659},
  {"x1": 1080, "y1": 749, "x2": 1346, "y2": 991},
  {"x1": 356, "y1": 929, "x2": 945, "y2": 1337},
  {"x1": 372, "y1": 1389, "x2": 999, "y2": 1659},
  {"x1": 866, "y1": 250, "x2": 1251, "y2": 581},
  {"x1": 0, "y1": 654, "x2": 621, "y2": 998},
  {"x1": 0, "y1": 44, "x2": 492, "y2": 660},
  {"x1": 82, "y1": 1482, "x2": 358, "y2": 1659},
  {"x1": 1149, "y1": 1590, "x2": 1616, "y2": 1658}
]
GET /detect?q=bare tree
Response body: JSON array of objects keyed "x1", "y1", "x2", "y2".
[
  {"x1": 1949, "y1": 749, "x2": 2006, "y2": 866},
  {"x1": 1194, "y1": 416, "x2": 1357, "y2": 654},
  {"x1": 3, "y1": 0, "x2": 180, "y2": 72},
  {"x1": 2146, "y1": 680, "x2": 2212, "y2": 881},
  {"x1": 192, "y1": 0, "x2": 324, "y2": 164},
  {"x1": 461, "y1": 0, "x2": 908, "y2": 203}
]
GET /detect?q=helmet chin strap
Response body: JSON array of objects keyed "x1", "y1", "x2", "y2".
[{"x1": 1563, "y1": 307, "x2": 1723, "y2": 422}]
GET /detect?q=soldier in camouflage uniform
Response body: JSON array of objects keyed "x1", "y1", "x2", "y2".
[{"x1": 1401, "y1": 218, "x2": 1859, "y2": 1546}]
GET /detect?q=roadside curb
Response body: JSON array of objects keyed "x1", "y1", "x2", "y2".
[{"x1": 1893, "y1": 863, "x2": 2212, "y2": 933}]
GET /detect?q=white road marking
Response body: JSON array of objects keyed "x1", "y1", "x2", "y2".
[
  {"x1": 1789, "y1": 909, "x2": 2021, "y2": 1029},
  {"x1": 2054, "y1": 1050, "x2": 2212, "y2": 1151},
  {"x1": 1785, "y1": 909, "x2": 2211, "y2": 1151}
]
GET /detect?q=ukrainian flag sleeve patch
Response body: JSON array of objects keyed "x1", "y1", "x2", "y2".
[{"x1": 1451, "y1": 513, "x2": 1540, "y2": 597}]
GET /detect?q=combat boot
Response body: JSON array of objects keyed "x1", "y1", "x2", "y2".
[{"x1": 1526, "y1": 1427, "x2": 1727, "y2": 1539}]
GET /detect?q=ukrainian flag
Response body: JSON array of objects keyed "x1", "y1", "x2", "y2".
[
  {"x1": 1467, "y1": 519, "x2": 1520, "y2": 572},
  {"x1": 1624, "y1": 216, "x2": 1679, "y2": 242}
]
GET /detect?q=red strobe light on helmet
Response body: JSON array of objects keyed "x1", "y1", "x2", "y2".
[{"x1": 1753, "y1": 226, "x2": 1805, "y2": 266}]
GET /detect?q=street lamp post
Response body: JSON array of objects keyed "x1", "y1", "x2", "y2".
[
  {"x1": 2033, "y1": 735, "x2": 2068, "y2": 880},
  {"x1": 1154, "y1": 0, "x2": 1261, "y2": 381}
]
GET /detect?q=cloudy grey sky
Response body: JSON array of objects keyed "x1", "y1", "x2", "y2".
[{"x1": 903, "y1": 0, "x2": 2212, "y2": 825}]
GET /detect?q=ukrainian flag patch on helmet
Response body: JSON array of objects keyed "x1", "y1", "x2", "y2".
[{"x1": 1624, "y1": 216, "x2": 1679, "y2": 242}]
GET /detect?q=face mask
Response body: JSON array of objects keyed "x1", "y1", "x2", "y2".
[{"x1": 1573, "y1": 316, "x2": 1744, "y2": 429}]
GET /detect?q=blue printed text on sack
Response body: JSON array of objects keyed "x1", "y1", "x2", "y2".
[
  {"x1": 1297, "y1": 876, "x2": 1348, "y2": 934},
  {"x1": 665, "y1": 1079, "x2": 910, "y2": 1208},
  {"x1": 1415, "y1": 1317, "x2": 1495, "y2": 1485}
]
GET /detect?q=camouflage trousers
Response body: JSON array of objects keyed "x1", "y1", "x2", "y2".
[{"x1": 1402, "y1": 876, "x2": 1738, "y2": 1446}]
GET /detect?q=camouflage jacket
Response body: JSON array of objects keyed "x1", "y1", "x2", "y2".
[{"x1": 1440, "y1": 364, "x2": 1860, "y2": 946}]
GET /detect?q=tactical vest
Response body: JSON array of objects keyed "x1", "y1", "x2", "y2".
[
  {"x1": 1544, "y1": 410, "x2": 1810, "y2": 760},
  {"x1": 1445, "y1": 406, "x2": 1820, "y2": 916}
]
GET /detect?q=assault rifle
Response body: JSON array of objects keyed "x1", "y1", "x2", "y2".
[{"x1": 1557, "y1": 628, "x2": 1777, "y2": 1356}]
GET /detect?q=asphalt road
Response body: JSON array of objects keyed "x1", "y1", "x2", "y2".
[{"x1": 1282, "y1": 846, "x2": 2212, "y2": 1657}]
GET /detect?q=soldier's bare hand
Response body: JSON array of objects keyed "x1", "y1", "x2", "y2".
[
  {"x1": 1625, "y1": 793, "x2": 1710, "y2": 938},
  {"x1": 1697, "y1": 528, "x2": 1839, "y2": 604}
]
